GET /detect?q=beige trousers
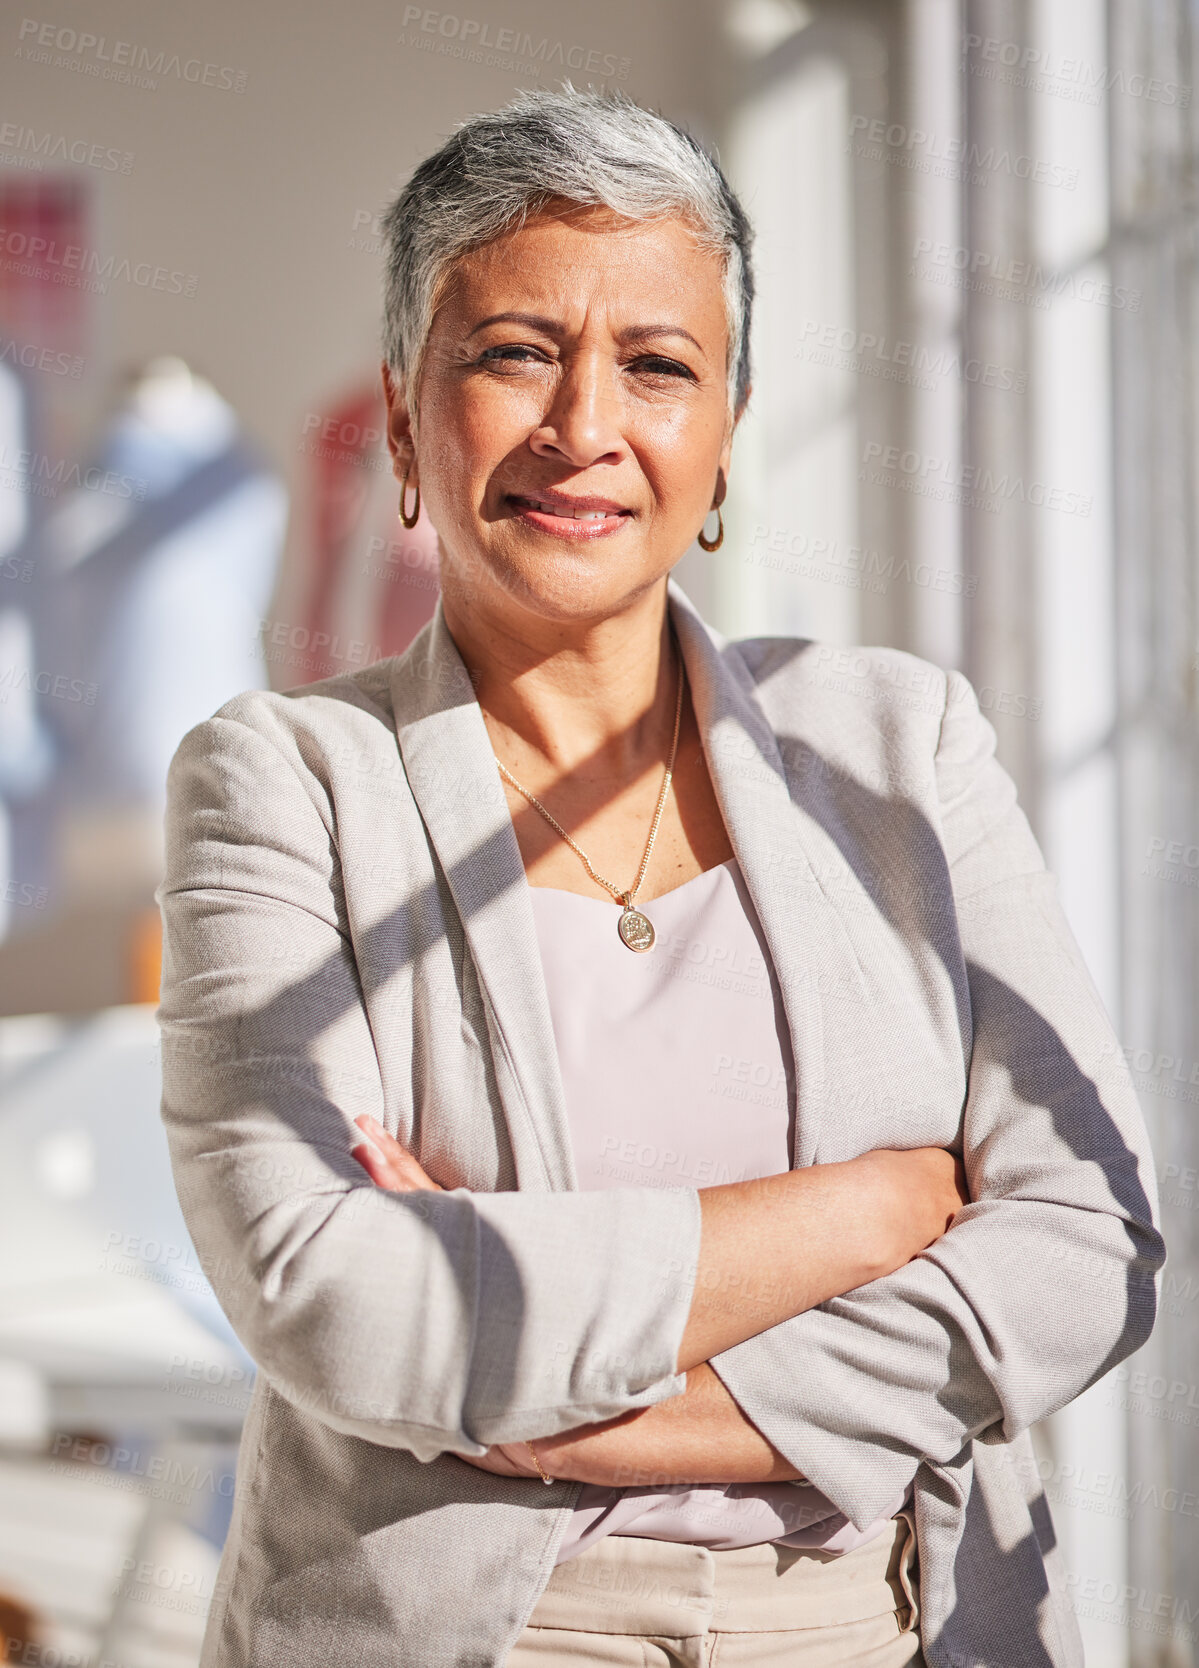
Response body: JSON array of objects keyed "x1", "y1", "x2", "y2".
[{"x1": 508, "y1": 1513, "x2": 924, "y2": 1667}]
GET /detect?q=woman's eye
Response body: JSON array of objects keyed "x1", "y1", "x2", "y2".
[
  {"x1": 632, "y1": 356, "x2": 695, "y2": 379},
  {"x1": 478, "y1": 345, "x2": 545, "y2": 366},
  {"x1": 474, "y1": 347, "x2": 695, "y2": 379}
]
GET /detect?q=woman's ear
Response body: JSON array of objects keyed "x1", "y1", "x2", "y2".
[{"x1": 381, "y1": 361, "x2": 417, "y2": 487}]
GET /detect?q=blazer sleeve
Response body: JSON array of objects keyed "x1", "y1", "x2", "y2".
[
  {"x1": 708, "y1": 666, "x2": 1167, "y2": 1529},
  {"x1": 156, "y1": 705, "x2": 702, "y2": 1464}
]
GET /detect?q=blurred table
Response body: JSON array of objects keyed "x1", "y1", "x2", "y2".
[{"x1": 0, "y1": 1003, "x2": 251, "y2": 1666}]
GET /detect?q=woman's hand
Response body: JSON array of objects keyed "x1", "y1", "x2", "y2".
[
  {"x1": 851, "y1": 1145, "x2": 969, "y2": 1277},
  {"x1": 456, "y1": 1442, "x2": 546, "y2": 1480},
  {"x1": 350, "y1": 1115, "x2": 445, "y2": 1193}
]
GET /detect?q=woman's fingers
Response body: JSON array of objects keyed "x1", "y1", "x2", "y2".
[
  {"x1": 459, "y1": 1443, "x2": 543, "y2": 1479},
  {"x1": 350, "y1": 1140, "x2": 404, "y2": 1191},
  {"x1": 351, "y1": 1115, "x2": 445, "y2": 1192}
]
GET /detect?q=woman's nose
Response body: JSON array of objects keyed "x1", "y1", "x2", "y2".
[{"x1": 528, "y1": 358, "x2": 627, "y2": 468}]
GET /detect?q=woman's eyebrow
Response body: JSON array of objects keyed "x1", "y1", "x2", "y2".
[
  {"x1": 621, "y1": 323, "x2": 708, "y2": 360},
  {"x1": 465, "y1": 312, "x2": 708, "y2": 359},
  {"x1": 466, "y1": 311, "x2": 561, "y2": 338}
]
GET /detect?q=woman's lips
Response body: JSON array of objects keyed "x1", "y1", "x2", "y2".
[{"x1": 506, "y1": 494, "x2": 633, "y2": 540}]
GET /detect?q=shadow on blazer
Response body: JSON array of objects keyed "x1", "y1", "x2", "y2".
[{"x1": 157, "y1": 575, "x2": 1165, "y2": 1668}]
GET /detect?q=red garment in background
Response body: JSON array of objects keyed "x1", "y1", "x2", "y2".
[
  {"x1": 299, "y1": 378, "x2": 440, "y2": 679},
  {"x1": 0, "y1": 174, "x2": 89, "y2": 358}
]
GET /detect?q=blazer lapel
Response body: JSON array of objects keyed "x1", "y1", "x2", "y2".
[
  {"x1": 391, "y1": 578, "x2": 863, "y2": 1188},
  {"x1": 391, "y1": 604, "x2": 575, "y2": 1193},
  {"x1": 665, "y1": 579, "x2": 865, "y2": 1169}
]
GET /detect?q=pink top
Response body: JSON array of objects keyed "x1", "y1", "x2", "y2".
[{"x1": 528, "y1": 856, "x2": 911, "y2": 1566}]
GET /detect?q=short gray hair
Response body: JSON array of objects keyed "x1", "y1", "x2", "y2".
[{"x1": 380, "y1": 85, "x2": 754, "y2": 424}]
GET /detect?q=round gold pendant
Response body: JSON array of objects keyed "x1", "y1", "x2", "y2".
[{"x1": 618, "y1": 906, "x2": 656, "y2": 953}]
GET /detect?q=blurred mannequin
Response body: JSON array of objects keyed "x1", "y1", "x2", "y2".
[
  {"x1": 45, "y1": 357, "x2": 287, "y2": 809},
  {"x1": 24, "y1": 358, "x2": 287, "y2": 943}
]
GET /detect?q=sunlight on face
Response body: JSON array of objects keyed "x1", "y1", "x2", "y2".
[{"x1": 396, "y1": 202, "x2": 735, "y2": 629}]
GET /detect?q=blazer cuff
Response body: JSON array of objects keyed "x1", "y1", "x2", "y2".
[
  {"x1": 708, "y1": 1319, "x2": 923, "y2": 1530},
  {"x1": 461, "y1": 1182, "x2": 703, "y2": 1447}
]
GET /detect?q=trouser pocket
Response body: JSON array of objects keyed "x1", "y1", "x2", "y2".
[{"x1": 892, "y1": 1510, "x2": 920, "y2": 1635}]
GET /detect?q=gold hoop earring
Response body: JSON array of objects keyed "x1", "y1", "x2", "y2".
[
  {"x1": 399, "y1": 468, "x2": 421, "y2": 529},
  {"x1": 697, "y1": 504, "x2": 723, "y2": 552}
]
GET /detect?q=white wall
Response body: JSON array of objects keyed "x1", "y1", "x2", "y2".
[{"x1": 5, "y1": 0, "x2": 722, "y2": 611}]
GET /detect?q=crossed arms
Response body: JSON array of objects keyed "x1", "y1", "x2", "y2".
[
  {"x1": 157, "y1": 669, "x2": 1164, "y2": 1526},
  {"x1": 350, "y1": 1114, "x2": 967, "y2": 1486}
]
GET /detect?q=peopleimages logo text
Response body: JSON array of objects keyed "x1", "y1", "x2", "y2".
[
  {"x1": 398, "y1": 7, "x2": 631, "y2": 77},
  {"x1": 0, "y1": 123, "x2": 132, "y2": 173},
  {"x1": 848, "y1": 114, "x2": 1078, "y2": 189},
  {"x1": 964, "y1": 34, "x2": 1191, "y2": 107},
  {"x1": 0, "y1": 229, "x2": 196, "y2": 298},
  {"x1": 913, "y1": 238, "x2": 1140, "y2": 310},
  {"x1": 861, "y1": 441, "x2": 1092, "y2": 517},
  {"x1": 16, "y1": 17, "x2": 247, "y2": 90}
]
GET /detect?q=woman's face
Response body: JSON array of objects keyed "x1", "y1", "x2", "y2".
[{"x1": 383, "y1": 202, "x2": 738, "y2": 630}]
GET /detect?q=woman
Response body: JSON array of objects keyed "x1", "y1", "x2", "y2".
[{"x1": 157, "y1": 88, "x2": 1164, "y2": 1668}]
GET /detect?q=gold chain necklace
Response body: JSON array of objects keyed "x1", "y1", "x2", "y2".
[{"x1": 492, "y1": 630, "x2": 686, "y2": 954}]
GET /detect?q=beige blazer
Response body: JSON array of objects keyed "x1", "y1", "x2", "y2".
[{"x1": 157, "y1": 576, "x2": 1165, "y2": 1667}]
